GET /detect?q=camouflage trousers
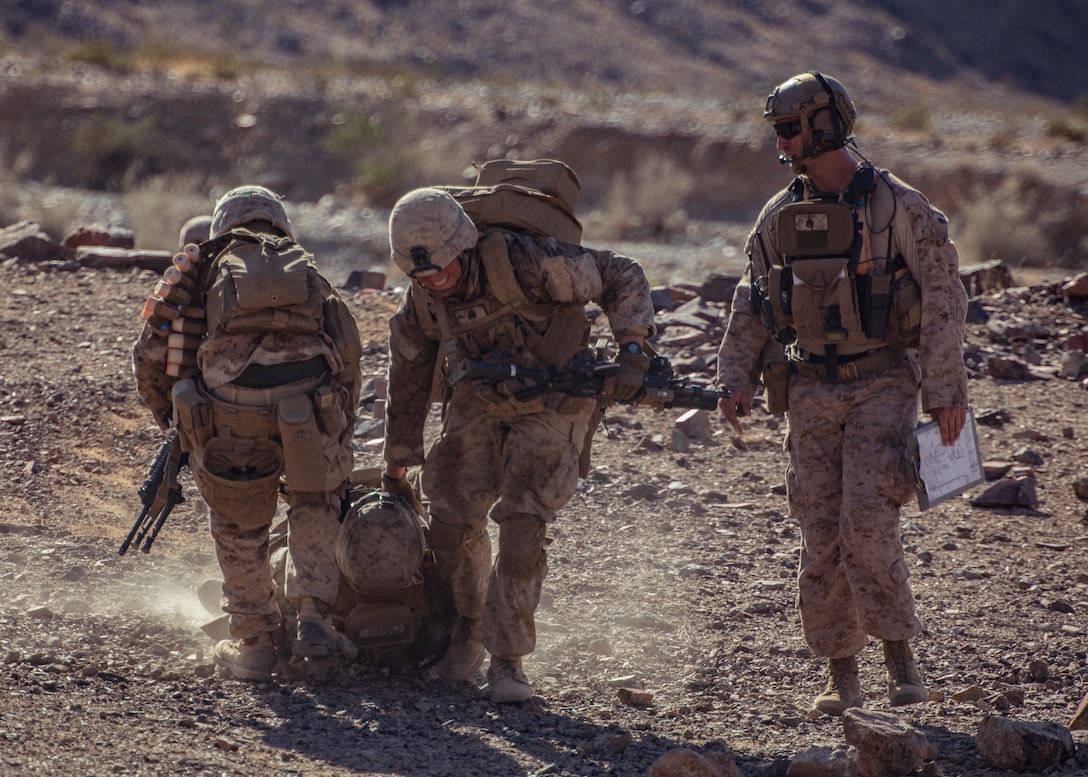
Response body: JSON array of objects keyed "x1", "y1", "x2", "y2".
[
  {"x1": 194, "y1": 378, "x2": 349, "y2": 641},
  {"x1": 422, "y1": 395, "x2": 591, "y2": 659},
  {"x1": 208, "y1": 500, "x2": 341, "y2": 641},
  {"x1": 786, "y1": 358, "x2": 923, "y2": 658}
]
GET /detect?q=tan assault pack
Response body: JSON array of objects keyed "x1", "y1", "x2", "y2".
[
  {"x1": 437, "y1": 159, "x2": 583, "y2": 245},
  {"x1": 203, "y1": 228, "x2": 325, "y2": 338},
  {"x1": 413, "y1": 160, "x2": 592, "y2": 403}
]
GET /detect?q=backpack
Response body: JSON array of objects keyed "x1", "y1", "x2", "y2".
[
  {"x1": 436, "y1": 159, "x2": 583, "y2": 245},
  {"x1": 412, "y1": 160, "x2": 592, "y2": 403},
  {"x1": 203, "y1": 228, "x2": 325, "y2": 337}
]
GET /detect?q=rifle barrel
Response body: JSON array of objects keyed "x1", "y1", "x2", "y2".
[
  {"x1": 118, "y1": 504, "x2": 153, "y2": 556},
  {"x1": 141, "y1": 498, "x2": 179, "y2": 553}
]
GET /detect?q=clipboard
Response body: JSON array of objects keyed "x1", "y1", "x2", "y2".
[{"x1": 907, "y1": 405, "x2": 985, "y2": 510}]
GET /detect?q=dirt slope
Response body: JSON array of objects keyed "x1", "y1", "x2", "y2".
[{"x1": 1, "y1": 257, "x2": 1087, "y2": 776}]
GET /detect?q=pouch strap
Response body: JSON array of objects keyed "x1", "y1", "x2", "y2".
[{"x1": 790, "y1": 347, "x2": 907, "y2": 383}]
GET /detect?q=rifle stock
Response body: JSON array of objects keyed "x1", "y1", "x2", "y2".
[{"x1": 449, "y1": 357, "x2": 728, "y2": 411}]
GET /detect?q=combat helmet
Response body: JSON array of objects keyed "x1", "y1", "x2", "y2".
[
  {"x1": 388, "y1": 188, "x2": 478, "y2": 278},
  {"x1": 178, "y1": 214, "x2": 212, "y2": 249},
  {"x1": 764, "y1": 72, "x2": 856, "y2": 168},
  {"x1": 210, "y1": 185, "x2": 294, "y2": 239},
  {"x1": 336, "y1": 490, "x2": 427, "y2": 597}
]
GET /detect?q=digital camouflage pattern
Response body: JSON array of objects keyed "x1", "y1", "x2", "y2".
[
  {"x1": 716, "y1": 167, "x2": 968, "y2": 658},
  {"x1": 787, "y1": 358, "x2": 923, "y2": 656},
  {"x1": 132, "y1": 222, "x2": 363, "y2": 641},
  {"x1": 717, "y1": 167, "x2": 968, "y2": 410},
  {"x1": 385, "y1": 228, "x2": 654, "y2": 663}
]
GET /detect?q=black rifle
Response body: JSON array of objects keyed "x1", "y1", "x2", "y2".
[
  {"x1": 120, "y1": 430, "x2": 187, "y2": 555},
  {"x1": 447, "y1": 356, "x2": 729, "y2": 411}
]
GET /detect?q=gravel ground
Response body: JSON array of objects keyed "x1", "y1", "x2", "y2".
[{"x1": 1, "y1": 255, "x2": 1087, "y2": 776}]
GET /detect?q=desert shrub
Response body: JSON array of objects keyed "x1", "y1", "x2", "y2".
[
  {"x1": 121, "y1": 173, "x2": 211, "y2": 250},
  {"x1": 953, "y1": 164, "x2": 1084, "y2": 267},
  {"x1": 890, "y1": 104, "x2": 930, "y2": 133},
  {"x1": 1045, "y1": 117, "x2": 1086, "y2": 143},
  {"x1": 0, "y1": 157, "x2": 22, "y2": 228},
  {"x1": 68, "y1": 40, "x2": 133, "y2": 73},
  {"x1": 590, "y1": 154, "x2": 694, "y2": 241},
  {"x1": 71, "y1": 114, "x2": 176, "y2": 191},
  {"x1": 322, "y1": 107, "x2": 426, "y2": 206}
]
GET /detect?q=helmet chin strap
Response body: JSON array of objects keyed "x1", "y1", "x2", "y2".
[{"x1": 778, "y1": 110, "x2": 828, "y2": 172}]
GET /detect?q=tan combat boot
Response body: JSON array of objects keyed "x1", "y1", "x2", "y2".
[
  {"x1": 426, "y1": 616, "x2": 485, "y2": 682},
  {"x1": 212, "y1": 631, "x2": 279, "y2": 682},
  {"x1": 487, "y1": 656, "x2": 532, "y2": 704},
  {"x1": 293, "y1": 597, "x2": 358, "y2": 661},
  {"x1": 883, "y1": 639, "x2": 928, "y2": 706},
  {"x1": 812, "y1": 655, "x2": 863, "y2": 716}
]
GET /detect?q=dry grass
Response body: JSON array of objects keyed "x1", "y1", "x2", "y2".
[
  {"x1": 950, "y1": 162, "x2": 1086, "y2": 268},
  {"x1": 121, "y1": 174, "x2": 212, "y2": 250},
  {"x1": 589, "y1": 154, "x2": 695, "y2": 242}
]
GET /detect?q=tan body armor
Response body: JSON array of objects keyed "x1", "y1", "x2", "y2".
[
  {"x1": 412, "y1": 232, "x2": 591, "y2": 409},
  {"x1": 757, "y1": 168, "x2": 921, "y2": 358}
]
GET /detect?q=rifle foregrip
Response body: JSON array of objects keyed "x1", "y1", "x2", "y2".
[
  {"x1": 669, "y1": 388, "x2": 728, "y2": 410},
  {"x1": 451, "y1": 360, "x2": 551, "y2": 384}
]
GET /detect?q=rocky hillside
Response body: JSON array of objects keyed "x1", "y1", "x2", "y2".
[{"x1": 0, "y1": 0, "x2": 1086, "y2": 271}]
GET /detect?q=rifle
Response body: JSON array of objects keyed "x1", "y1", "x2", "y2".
[
  {"x1": 119, "y1": 430, "x2": 188, "y2": 555},
  {"x1": 447, "y1": 356, "x2": 729, "y2": 411}
]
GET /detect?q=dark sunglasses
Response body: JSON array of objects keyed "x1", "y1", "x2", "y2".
[{"x1": 774, "y1": 120, "x2": 803, "y2": 140}]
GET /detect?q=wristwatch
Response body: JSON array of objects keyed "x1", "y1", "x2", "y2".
[{"x1": 620, "y1": 342, "x2": 643, "y2": 355}]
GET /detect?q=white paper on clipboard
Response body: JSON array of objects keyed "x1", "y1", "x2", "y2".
[{"x1": 907, "y1": 406, "x2": 985, "y2": 510}]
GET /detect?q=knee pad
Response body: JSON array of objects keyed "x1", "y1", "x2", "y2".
[{"x1": 497, "y1": 517, "x2": 547, "y2": 580}]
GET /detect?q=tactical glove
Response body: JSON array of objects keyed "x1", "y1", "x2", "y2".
[
  {"x1": 604, "y1": 343, "x2": 651, "y2": 402},
  {"x1": 382, "y1": 473, "x2": 425, "y2": 517}
]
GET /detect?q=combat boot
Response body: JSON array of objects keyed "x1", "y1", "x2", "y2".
[
  {"x1": 883, "y1": 639, "x2": 928, "y2": 706},
  {"x1": 812, "y1": 655, "x2": 863, "y2": 716},
  {"x1": 426, "y1": 616, "x2": 485, "y2": 682},
  {"x1": 212, "y1": 630, "x2": 279, "y2": 682},
  {"x1": 487, "y1": 656, "x2": 532, "y2": 704},
  {"x1": 426, "y1": 518, "x2": 490, "y2": 682},
  {"x1": 293, "y1": 597, "x2": 358, "y2": 661}
]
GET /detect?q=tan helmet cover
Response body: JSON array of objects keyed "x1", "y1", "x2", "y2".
[
  {"x1": 336, "y1": 490, "x2": 426, "y2": 596},
  {"x1": 764, "y1": 72, "x2": 856, "y2": 154},
  {"x1": 388, "y1": 188, "x2": 478, "y2": 277},
  {"x1": 178, "y1": 214, "x2": 213, "y2": 249},
  {"x1": 210, "y1": 185, "x2": 294, "y2": 239}
]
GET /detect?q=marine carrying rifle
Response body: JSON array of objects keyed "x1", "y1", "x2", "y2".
[
  {"x1": 447, "y1": 356, "x2": 729, "y2": 411},
  {"x1": 119, "y1": 430, "x2": 188, "y2": 555}
]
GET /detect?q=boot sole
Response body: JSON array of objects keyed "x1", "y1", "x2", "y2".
[
  {"x1": 813, "y1": 697, "x2": 863, "y2": 716},
  {"x1": 889, "y1": 687, "x2": 928, "y2": 706},
  {"x1": 294, "y1": 621, "x2": 358, "y2": 661},
  {"x1": 813, "y1": 692, "x2": 861, "y2": 718}
]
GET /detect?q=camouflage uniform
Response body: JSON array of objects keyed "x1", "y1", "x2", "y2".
[
  {"x1": 384, "y1": 228, "x2": 654, "y2": 663},
  {"x1": 267, "y1": 519, "x2": 454, "y2": 668},
  {"x1": 716, "y1": 169, "x2": 969, "y2": 657},
  {"x1": 132, "y1": 226, "x2": 362, "y2": 644}
]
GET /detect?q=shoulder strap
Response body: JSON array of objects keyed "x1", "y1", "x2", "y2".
[
  {"x1": 408, "y1": 284, "x2": 457, "y2": 404},
  {"x1": 477, "y1": 233, "x2": 553, "y2": 322},
  {"x1": 788, "y1": 177, "x2": 805, "y2": 202}
]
